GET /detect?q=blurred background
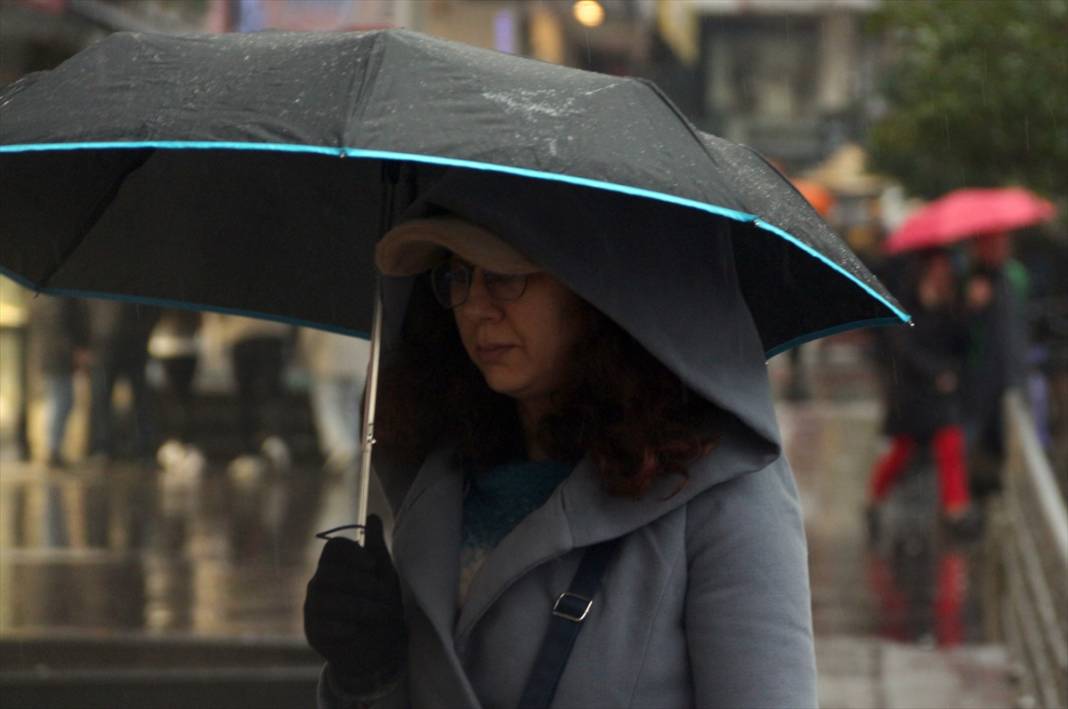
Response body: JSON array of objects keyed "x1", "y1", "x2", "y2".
[{"x1": 1, "y1": 1, "x2": 1065, "y2": 707}]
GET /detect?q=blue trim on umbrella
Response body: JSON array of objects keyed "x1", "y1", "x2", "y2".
[
  {"x1": 341, "y1": 148, "x2": 759, "y2": 222},
  {"x1": 0, "y1": 264, "x2": 371, "y2": 340},
  {"x1": 0, "y1": 140, "x2": 345, "y2": 158},
  {"x1": 0, "y1": 140, "x2": 911, "y2": 327},
  {"x1": 766, "y1": 316, "x2": 905, "y2": 359}
]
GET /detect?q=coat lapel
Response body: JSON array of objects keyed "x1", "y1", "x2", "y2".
[{"x1": 390, "y1": 447, "x2": 463, "y2": 654}]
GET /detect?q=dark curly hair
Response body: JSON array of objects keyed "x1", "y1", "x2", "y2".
[{"x1": 375, "y1": 275, "x2": 723, "y2": 497}]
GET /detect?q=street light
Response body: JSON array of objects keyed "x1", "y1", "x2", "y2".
[{"x1": 573, "y1": 0, "x2": 605, "y2": 28}]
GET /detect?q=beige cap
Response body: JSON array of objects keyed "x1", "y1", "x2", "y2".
[{"x1": 375, "y1": 215, "x2": 540, "y2": 276}]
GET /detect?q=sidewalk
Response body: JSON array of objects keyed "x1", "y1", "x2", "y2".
[{"x1": 818, "y1": 635, "x2": 1016, "y2": 709}]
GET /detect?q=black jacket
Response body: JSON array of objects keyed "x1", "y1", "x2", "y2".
[{"x1": 881, "y1": 296, "x2": 968, "y2": 438}]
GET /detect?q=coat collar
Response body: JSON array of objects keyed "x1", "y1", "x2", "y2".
[{"x1": 392, "y1": 417, "x2": 778, "y2": 644}]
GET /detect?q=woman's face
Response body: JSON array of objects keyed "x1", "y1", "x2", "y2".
[{"x1": 451, "y1": 258, "x2": 587, "y2": 411}]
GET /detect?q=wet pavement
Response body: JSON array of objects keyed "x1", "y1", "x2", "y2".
[
  {"x1": 0, "y1": 460, "x2": 355, "y2": 706},
  {"x1": 0, "y1": 345, "x2": 1017, "y2": 707},
  {"x1": 774, "y1": 346, "x2": 1015, "y2": 708},
  {"x1": 0, "y1": 464, "x2": 334, "y2": 638},
  {"x1": 781, "y1": 395, "x2": 992, "y2": 646}
]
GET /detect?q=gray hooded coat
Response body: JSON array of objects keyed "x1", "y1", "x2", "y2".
[{"x1": 318, "y1": 174, "x2": 819, "y2": 708}]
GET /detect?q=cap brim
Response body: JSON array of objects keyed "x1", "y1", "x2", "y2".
[{"x1": 375, "y1": 216, "x2": 540, "y2": 276}]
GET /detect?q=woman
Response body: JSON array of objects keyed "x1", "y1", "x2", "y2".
[{"x1": 304, "y1": 189, "x2": 818, "y2": 708}]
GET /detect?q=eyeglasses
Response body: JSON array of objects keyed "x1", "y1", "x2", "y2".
[{"x1": 430, "y1": 261, "x2": 530, "y2": 309}]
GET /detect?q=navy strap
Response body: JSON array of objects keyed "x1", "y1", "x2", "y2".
[{"x1": 517, "y1": 539, "x2": 621, "y2": 709}]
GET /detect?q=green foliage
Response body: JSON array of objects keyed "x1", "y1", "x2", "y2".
[{"x1": 867, "y1": 0, "x2": 1068, "y2": 199}]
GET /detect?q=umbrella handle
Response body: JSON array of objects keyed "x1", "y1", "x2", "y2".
[{"x1": 355, "y1": 282, "x2": 384, "y2": 546}]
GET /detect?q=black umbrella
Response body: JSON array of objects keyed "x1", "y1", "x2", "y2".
[
  {"x1": 0, "y1": 29, "x2": 907, "y2": 524},
  {"x1": 0, "y1": 29, "x2": 905, "y2": 345}
]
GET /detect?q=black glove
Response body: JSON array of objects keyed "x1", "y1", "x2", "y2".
[{"x1": 304, "y1": 514, "x2": 406, "y2": 697}]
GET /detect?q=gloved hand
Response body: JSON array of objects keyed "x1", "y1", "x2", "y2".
[{"x1": 304, "y1": 514, "x2": 406, "y2": 697}]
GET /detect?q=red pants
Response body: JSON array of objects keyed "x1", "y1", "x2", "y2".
[{"x1": 869, "y1": 426, "x2": 970, "y2": 512}]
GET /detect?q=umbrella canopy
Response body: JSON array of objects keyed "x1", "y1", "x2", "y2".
[
  {"x1": 885, "y1": 187, "x2": 1056, "y2": 255},
  {"x1": 0, "y1": 29, "x2": 905, "y2": 357}
]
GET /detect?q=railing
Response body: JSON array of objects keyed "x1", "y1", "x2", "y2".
[{"x1": 994, "y1": 390, "x2": 1068, "y2": 709}]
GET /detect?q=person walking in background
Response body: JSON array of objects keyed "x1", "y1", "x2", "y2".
[
  {"x1": 217, "y1": 314, "x2": 294, "y2": 476},
  {"x1": 961, "y1": 231, "x2": 1030, "y2": 497},
  {"x1": 27, "y1": 295, "x2": 89, "y2": 468},
  {"x1": 867, "y1": 250, "x2": 977, "y2": 538},
  {"x1": 298, "y1": 328, "x2": 368, "y2": 474},
  {"x1": 150, "y1": 309, "x2": 205, "y2": 475},
  {"x1": 87, "y1": 300, "x2": 160, "y2": 464}
]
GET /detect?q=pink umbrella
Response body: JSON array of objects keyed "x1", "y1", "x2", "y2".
[{"x1": 885, "y1": 187, "x2": 1056, "y2": 254}]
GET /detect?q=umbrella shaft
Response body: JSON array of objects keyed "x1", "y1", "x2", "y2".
[{"x1": 356, "y1": 284, "x2": 384, "y2": 545}]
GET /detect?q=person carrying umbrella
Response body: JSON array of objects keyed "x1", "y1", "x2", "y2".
[
  {"x1": 865, "y1": 249, "x2": 977, "y2": 539},
  {"x1": 960, "y1": 231, "x2": 1030, "y2": 496},
  {"x1": 304, "y1": 180, "x2": 819, "y2": 708},
  {"x1": 0, "y1": 28, "x2": 910, "y2": 709},
  {"x1": 883, "y1": 187, "x2": 1055, "y2": 499}
]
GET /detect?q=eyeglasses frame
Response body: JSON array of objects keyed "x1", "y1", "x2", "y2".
[{"x1": 430, "y1": 260, "x2": 532, "y2": 309}]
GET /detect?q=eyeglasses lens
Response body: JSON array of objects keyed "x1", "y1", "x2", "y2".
[
  {"x1": 483, "y1": 272, "x2": 527, "y2": 301},
  {"x1": 431, "y1": 263, "x2": 528, "y2": 309},
  {"x1": 431, "y1": 263, "x2": 469, "y2": 309}
]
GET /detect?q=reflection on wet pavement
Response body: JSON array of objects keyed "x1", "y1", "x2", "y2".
[
  {"x1": 0, "y1": 465, "x2": 340, "y2": 637},
  {"x1": 778, "y1": 390, "x2": 991, "y2": 647}
]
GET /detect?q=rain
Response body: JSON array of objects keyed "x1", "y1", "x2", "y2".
[{"x1": 0, "y1": 1, "x2": 1065, "y2": 708}]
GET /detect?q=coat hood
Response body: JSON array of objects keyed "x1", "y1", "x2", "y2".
[{"x1": 379, "y1": 168, "x2": 782, "y2": 504}]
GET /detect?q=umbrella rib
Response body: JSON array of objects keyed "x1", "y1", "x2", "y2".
[
  {"x1": 340, "y1": 30, "x2": 387, "y2": 151},
  {"x1": 637, "y1": 79, "x2": 717, "y2": 160},
  {"x1": 38, "y1": 149, "x2": 153, "y2": 290}
]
